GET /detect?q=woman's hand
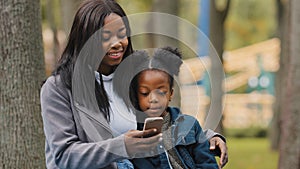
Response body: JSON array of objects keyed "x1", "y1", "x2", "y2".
[
  {"x1": 124, "y1": 129, "x2": 162, "y2": 158},
  {"x1": 209, "y1": 137, "x2": 228, "y2": 168}
]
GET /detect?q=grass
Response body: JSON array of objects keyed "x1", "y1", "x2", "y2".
[{"x1": 218, "y1": 137, "x2": 279, "y2": 169}]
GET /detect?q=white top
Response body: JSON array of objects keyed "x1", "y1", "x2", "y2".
[{"x1": 95, "y1": 72, "x2": 137, "y2": 137}]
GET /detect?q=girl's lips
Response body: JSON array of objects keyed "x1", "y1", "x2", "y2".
[
  {"x1": 148, "y1": 107, "x2": 161, "y2": 110},
  {"x1": 146, "y1": 107, "x2": 163, "y2": 114}
]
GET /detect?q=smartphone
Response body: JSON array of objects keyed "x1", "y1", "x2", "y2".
[{"x1": 142, "y1": 117, "x2": 163, "y2": 138}]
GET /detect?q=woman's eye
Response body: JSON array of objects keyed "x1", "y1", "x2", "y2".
[
  {"x1": 118, "y1": 31, "x2": 127, "y2": 39},
  {"x1": 101, "y1": 31, "x2": 111, "y2": 42},
  {"x1": 101, "y1": 35, "x2": 110, "y2": 42},
  {"x1": 139, "y1": 92, "x2": 148, "y2": 96}
]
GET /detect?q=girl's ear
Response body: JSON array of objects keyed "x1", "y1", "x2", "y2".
[{"x1": 169, "y1": 88, "x2": 174, "y2": 101}]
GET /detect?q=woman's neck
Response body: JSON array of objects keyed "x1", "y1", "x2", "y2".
[{"x1": 98, "y1": 65, "x2": 116, "y2": 76}]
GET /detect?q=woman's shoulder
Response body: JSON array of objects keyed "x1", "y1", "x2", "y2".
[
  {"x1": 41, "y1": 75, "x2": 69, "y2": 97},
  {"x1": 42, "y1": 75, "x2": 64, "y2": 88}
]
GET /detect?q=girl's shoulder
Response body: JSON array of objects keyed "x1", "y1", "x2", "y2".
[{"x1": 169, "y1": 107, "x2": 198, "y2": 122}]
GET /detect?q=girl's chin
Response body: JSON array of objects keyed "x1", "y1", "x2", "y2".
[{"x1": 145, "y1": 111, "x2": 164, "y2": 117}]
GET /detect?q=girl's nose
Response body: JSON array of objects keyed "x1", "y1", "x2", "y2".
[{"x1": 149, "y1": 91, "x2": 159, "y2": 103}]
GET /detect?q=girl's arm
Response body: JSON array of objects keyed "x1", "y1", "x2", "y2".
[{"x1": 190, "y1": 121, "x2": 219, "y2": 169}]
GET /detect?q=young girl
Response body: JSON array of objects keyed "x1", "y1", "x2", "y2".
[{"x1": 113, "y1": 47, "x2": 219, "y2": 168}]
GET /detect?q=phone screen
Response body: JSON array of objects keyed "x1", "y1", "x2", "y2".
[{"x1": 142, "y1": 117, "x2": 163, "y2": 138}]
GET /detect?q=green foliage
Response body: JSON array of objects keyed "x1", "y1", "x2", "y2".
[
  {"x1": 116, "y1": 0, "x2": 152, "y2": 14},
  {"x1": 41, "y1": 0, "x2": 62, "y2": 28},
  {"x1": 225, "y1": 137, "x2": 278, "y2": 169},
  {"x1": 225, "y1": 127, "x2": 268, "y2": 138},
  {"x1": 224, "y1": 0, "x2": 278, "y2": 50}
]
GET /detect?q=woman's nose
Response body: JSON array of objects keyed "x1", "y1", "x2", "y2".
[
  {"x1": 110, "y1": 40, "x2": 121, "y2": 49},
  {"x1": 110, "y1": 36, "x2": 122, "y2": 49}
]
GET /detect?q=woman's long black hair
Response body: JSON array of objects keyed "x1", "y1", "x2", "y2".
[{"x1": 52, "y1": 0, "x2": 133, "y2": 120}]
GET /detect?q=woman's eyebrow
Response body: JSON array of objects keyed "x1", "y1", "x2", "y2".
[
  {"x1": 102, "y1": 30, "x2": 111, "y2": 34},
  {"x1": 118, "y1": 27, "x2": 126, "y2": 32}
]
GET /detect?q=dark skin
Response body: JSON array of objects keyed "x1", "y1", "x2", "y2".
[{"x1": 210, "y1": 137, "x2": 228, "y2": 168}]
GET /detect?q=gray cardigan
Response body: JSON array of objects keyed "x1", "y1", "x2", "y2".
[{"x1": 41, "y1": 75, "x2": 129, "y2": 169}]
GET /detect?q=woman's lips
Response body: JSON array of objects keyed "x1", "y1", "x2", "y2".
[{"x1": 107, "y1": 51, "x2": 123, "y2": 59}]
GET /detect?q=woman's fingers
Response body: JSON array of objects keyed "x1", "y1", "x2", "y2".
[
  {"x1": 209, "y1": 137, "x2": 228, "y2": 168},
  {"x1": 124, "y1": 130, "x2": 163, "y2": 157}
]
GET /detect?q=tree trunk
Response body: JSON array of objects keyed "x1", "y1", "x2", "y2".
[
  {"x1": 60, "y1": 0, "x2": 81, "y2": 35},
  {"x1": 0, "y1": 0, "x2": 45, "y2": 168},
  {"x1": 149, "y1": 0, "x2": 180, "y2": 107},
  {"x1": 208, "y1": 0, "x2": 230, "y2": 134},
  {"x1": 270, "y1": 0, "x2": 283, "y2": 151},
  {"x1": 278, "y1": 0, "x2": 300, "y2": 168},
  {"x1": 151, "y1": 0, "x2": 179, "y2": 48},
  {"x1": 46, "y1": 0, "x2": 60, "y2": 72}
]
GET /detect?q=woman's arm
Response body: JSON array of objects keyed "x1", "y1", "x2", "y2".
[
  {"x1": 41, "y1": 76, "x2": 128, "y2": 169},
  {"x1": 203, "y1": 129, "x2": 228, "y2": 167},
  {"x1": 41, "y1": 76, "x2": 162, "y2": 168}
]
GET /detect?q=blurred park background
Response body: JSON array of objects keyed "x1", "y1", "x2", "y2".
[{"x1": 1, "y1": 0, "x2": 299, "y2": 168}]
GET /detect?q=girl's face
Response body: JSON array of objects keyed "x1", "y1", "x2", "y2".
[
  {"x1": 137, "y1": 70, "x2": 173, "y2": 117},
  {"x1": 99, "y1": 13, "x2": 128, "y2": 75}
]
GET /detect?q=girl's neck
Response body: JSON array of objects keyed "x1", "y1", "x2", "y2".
[{"x1": 160, "y1": 109, "x2": 168, "y2": 118}]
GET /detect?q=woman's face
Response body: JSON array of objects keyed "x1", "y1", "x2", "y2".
[
  {"x1": 137, "y1": 70, "x2": 173, "y2": 117},
  {"x1": 99, "y1": 13, "x2": 128, "y2": 75}
]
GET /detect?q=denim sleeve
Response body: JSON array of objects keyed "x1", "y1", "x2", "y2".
[{"x1": 189, "y1": 122, "x2": 219, "y2": 169}]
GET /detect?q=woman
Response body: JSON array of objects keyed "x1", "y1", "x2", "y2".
[{"x1": 40, "y1": 0, "x2": 227, "y2": 168}]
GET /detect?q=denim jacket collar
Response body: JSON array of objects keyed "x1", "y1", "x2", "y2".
[{"x1": 167, "y1": 107, "x2": 199, "y2": 146}]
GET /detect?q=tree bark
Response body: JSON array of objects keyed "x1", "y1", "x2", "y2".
[
  {"x1": 208, "y1": 0, "x2": 230, "y2": 134},
  {"x1": 60, "y1": 0, "x2": 81, "y2": 35},
  {"x1": 46, "y1": 0, "x2": 60, "y2": 72},
  {"x1": 270, "y1": 0, "x2": 283, "y2": 151},
  {"x1": 149, "y1": 0, "x2": 180, "y2": 107},
  {"x1": 278, "y1": 0, "x2": 300, "y2": 168},
  {"x1": 0, "y1": 0, "x2": 45, "y2": 168},
  {"x1": 151, "y1": 0, "x2": 179, "y2": 48}
]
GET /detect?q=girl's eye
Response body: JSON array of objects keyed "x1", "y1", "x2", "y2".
[{"x1": 154, "y1": 89, "x2": 167, "y2": 96}]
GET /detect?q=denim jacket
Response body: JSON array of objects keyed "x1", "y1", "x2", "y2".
[{"x1": 132, "y1": 107, "x2": 218, "y2": 169}]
